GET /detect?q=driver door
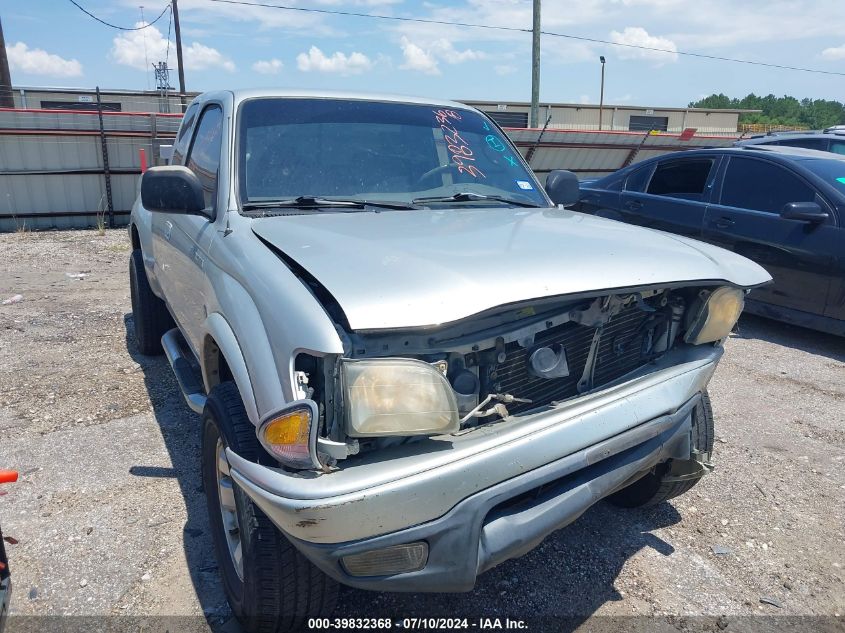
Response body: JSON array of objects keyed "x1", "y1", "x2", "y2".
[
  {"x1": 152, "y1": 103, "x2": 223, "y2": 352},
  {"x1": 702, "y1": 155, "x2": 834, "y2": 315}
]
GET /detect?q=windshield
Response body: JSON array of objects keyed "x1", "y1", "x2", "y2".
[{"x1": 237, "y1": 98, "x2": 549, "y2": 209}]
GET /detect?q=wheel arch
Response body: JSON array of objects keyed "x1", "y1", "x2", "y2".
[
  {"x1": 202, "y1": 313, "x2": 260, "y2": 425},
  {"x1": 130, "y1": 223, "x2": 141, "y2": 250}
]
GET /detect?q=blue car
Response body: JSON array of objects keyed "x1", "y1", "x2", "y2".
[{"x1": 575, "y1": 146, "x2": 845, "y2": 335}]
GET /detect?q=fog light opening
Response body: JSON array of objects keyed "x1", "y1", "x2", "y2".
[{"x1": 341, "y1": 542, "x2": 429, "y2": 577}]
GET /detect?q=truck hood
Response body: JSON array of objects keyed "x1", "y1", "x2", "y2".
[{"x1": 251, "y1": 207, "x2": 771, "y2": 330}]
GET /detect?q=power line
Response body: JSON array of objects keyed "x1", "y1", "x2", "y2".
[
  {"x1": 66, "y1": 0, "x2": 170, "y2": 30},
  {"x1": 206, "y1": 0, "x2": 845, "y2": 77}
]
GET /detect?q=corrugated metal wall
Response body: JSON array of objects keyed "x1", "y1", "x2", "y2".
[{"x1": 0, "y1": 108, "x2": 180, "y2": 232}]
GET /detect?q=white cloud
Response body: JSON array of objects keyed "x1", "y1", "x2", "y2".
[
  {"x1": 430, "y1": 39, "x2": 486, "y2": 64},
  {"x1": 185, "y1": 41, "x2": 236, "y2": 72},
  {"x1": 579, "y1": 94, "x2": 592, "y2": 104},
  {"x1": 6, "y1": 42, "x2": 82, "y2": 77},
  {"x1": 176, "y1": 0, "x2": 333, "y2": 34},
  {"x1": 313, "y1": 0, "x2": 400, "y2": 5},
  {"x1": 821, "y1": 43, "x2": 845, "y2": 60},
  {"x1": 399, "y1": 37, "x2": 440, "y2": 74},
  {"x1": 609, "y1": 26, "x2": 678, "y2": 64},
  {"x1": 494, "y1": 64, "x2": 517, "y2": 76},
  {"x1": 398, "y1": 36, "x2": 485, "y2": 74},
  {"x1": 296, "y1": 46, "x2": 372, "y2": 74},
  {"x1": 111, "y1": 23, "x2": 235, "y2": 72},
  {"x1": 252, "y1": 58, "x2": 284, "y2": 74}
]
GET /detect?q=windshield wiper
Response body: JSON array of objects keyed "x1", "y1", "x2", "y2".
[
  {"x1": 242, "y1": 196, "x2": 418, "y2": 211},
  {"x1": 411, "y1": 192, "x2": 542, "y2": 208}
]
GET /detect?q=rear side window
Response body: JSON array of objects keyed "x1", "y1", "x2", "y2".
[
  {"x1": 720, "y1": 157, "x2": 815, "y2": 213},
  {"x1": 186, "y1": 105, "x2": 224, "y2": 209},
  {"x1": 625, "y1": 164, "x2": 654, "y2": 192},
  {"x1": 646, "y1": 159, "x2": 714, "y2": 199},
  {"x1": 778, "y1": 137, "x2": 826, "y2": 151},
  {"x1": 829, "y1": 141, "x2": 845, "y2": 156},
  {"x1": 172, "y1": 102, "x2": 200, "y2": 165}
]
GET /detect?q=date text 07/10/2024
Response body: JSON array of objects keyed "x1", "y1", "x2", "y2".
[{"x1": 307, "y1": 617, "x2": 529, "y2": 630}]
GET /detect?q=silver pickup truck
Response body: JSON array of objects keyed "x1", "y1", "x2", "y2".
[{"x1": 129, "y1": 89, "x2": 771, "y2": 631}]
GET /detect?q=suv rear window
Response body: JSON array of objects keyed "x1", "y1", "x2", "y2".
[
  {"x1": 646, "y1": 159, "x2": 714, "y2": 200},
  {"x1": 777, "y1": 138, "x2": 827, "y2": 151}
]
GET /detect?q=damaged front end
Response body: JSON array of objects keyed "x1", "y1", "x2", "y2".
[{"x1": 264, "y1": 283, "x2": 743, "y2": 471}]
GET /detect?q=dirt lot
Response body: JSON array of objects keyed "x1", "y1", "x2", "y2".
[{"x1": 1, "y1": 229, "x2": 844, "y2": 632}]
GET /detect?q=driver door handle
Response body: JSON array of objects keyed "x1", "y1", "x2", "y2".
[
  {"x1": 624, "y1": 200, "x2": 643, "y2": 211},
  {"x1": 714, "y1": 217, "x2": 735, "y2": 229}
]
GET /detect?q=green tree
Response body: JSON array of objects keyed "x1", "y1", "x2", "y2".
[{"x1": 688, "y1": 93, "x2": 845, "y2": 129}]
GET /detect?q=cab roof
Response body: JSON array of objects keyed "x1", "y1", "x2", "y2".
[{"x1": 193, "y1": 88, "x2": 477, "y2": 113}]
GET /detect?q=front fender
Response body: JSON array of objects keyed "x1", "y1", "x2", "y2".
[
  {"x1": 203, "y1": 312, "x2": 260, "y2": 424},
  {"x1": 204, "y1": 272, "x2": 285, "y2": 425}
]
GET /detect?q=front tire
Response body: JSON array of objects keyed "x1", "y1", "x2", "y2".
[
  {"x1": 129, "y1": 248, "x2": 174, "y2": 356},
  {"x1": 202, "y1": 382, "x2": 338, "y2": 633},
  {"x1": 607, "y1": 390, "x2": 715, "y2": 508}
]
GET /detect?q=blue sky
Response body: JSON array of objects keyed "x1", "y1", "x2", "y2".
[{"x1": 4, "y1": 0, "x2": 845, "y2": 107}]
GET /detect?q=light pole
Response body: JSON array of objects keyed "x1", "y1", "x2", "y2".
[{"x1": 598, "y1": 56, "x2": 606, "y2": 131}]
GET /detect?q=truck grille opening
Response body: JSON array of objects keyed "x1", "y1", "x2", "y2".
[{"x1": 482, "y1": 302, "x2": 653, "y2": 415}]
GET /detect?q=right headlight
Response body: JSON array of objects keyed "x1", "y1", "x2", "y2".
[
  {"x1": 342, "y1": 358, "x2": 459, "y2": 438},
  {"x1": 684, "y1": 286, "x2": 745, "y2": 345}
]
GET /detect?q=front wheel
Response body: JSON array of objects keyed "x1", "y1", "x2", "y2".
[
  {"x1": 202, "y1": 382, "x2": 337, "y2": 632},
  {"x1": 607, "y1": 390, "x2": 715, "y2": 508}
]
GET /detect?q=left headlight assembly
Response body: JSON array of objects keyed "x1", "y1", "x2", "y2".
[
  {"x1": 684, "y1": 286, "x2": 745, "y2": 345},
  {"x1": 257, "y1": 400, "x2": 321, "y2": 470},
  {"x1": 342, "y1": 358, "x2": 460, "y2": 438}
]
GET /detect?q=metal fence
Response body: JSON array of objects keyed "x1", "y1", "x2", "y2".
[
  {"x1": 0, "y1": 105, "x2": 180, "y2": 232},
  {"x1": 0, "y1": 105, "x2": 739, "y2": 232}
]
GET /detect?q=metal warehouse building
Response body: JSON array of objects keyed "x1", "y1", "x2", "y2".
[
  {"x1": 9, "y1": 86, "x2": 198, "y2": 114},
  {"x1": 463, "y1": 100, "x2": 754, "y2": 135}
]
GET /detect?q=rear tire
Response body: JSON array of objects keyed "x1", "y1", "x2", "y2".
[
  {"x1": 202, "y1": 382, "x2": 338, "y2": 633},
  {"x1": 129, "y1": 248, "x2": 174, "y2": 356},
  {"x1": 607, "y1": 390, "x2": 715, "y2": 508}
]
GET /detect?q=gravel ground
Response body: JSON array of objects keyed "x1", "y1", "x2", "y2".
[{"x1": 1, "y1": 229, "x2": 843, "y2": 632}]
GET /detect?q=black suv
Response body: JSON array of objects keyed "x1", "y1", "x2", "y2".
[
  {"x1": 575, "y1": 146, "x2": 845, "y2": 335},
  {"x1": 735, "y1": 127, "x2": 845, "y2": 155}
]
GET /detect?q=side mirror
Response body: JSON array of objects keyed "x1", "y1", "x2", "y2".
[
  {"x1": 545, "y1": 170, "x2": 580, "y2": 206},
  {"x1": 141, "y1": 166, "x2": 207, "y2": 216},
  {"x1": 780, "y1": 201, "x2": 828, "y2": 223}
]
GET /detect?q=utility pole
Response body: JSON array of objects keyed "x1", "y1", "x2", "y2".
[
  {"x1": 0, "y1": 17, "x2": 14, "y2": 108},
  {"x1": 598, "y1": 56, "x2": 606, "y2": 130},
  {"x1": 171, "y1": 0, "x2": 187, "y2": 110},
  {"x1": 530, "y1": 0, "x2": 540, "y2": 128}
]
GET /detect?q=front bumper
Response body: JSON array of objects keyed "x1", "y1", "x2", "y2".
[{"x1": 228, "y1": 345, "x2": 721, "y2": 591}]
